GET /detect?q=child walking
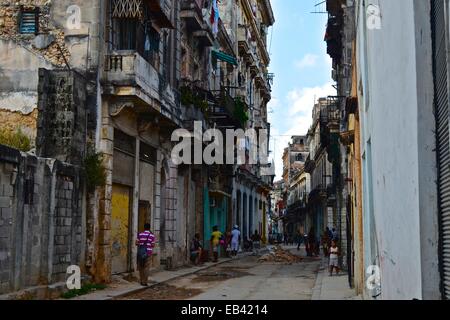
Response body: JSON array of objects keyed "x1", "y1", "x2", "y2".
[{"x1": 329, "y1": 240, "x2": 340, "y2": 276}]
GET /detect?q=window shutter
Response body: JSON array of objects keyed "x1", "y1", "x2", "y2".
[{"x1": 19, "y1": 7, "x2": 39, "y2": 34}]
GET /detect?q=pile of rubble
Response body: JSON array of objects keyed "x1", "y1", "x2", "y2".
[{"x1": 258, "y1": 246, "x2": 302, "y2": 264}]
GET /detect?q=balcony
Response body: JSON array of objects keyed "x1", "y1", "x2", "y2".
[
  {"x1": 194, "y1": 29, "x2": 214, "y2": 48},
  {"x1": 304, "y1": 157, "x2": 315, "y2": 174},
  {"x1": 244, "y1": 50, "x2": 256, "y2": 67},
  {"x1": 209, "y1": 88, "x2": 246, "y2": 129},
  {"x1": 180, "y1": 0, "x2": 204, "y2": 31},
  {"x1": 148, "y1": 0, "x2": 174, "y2": 29},
  {"x1": 326, "y1": 0, "x2": 345, "y2": 17},
  {"x1": 308, "y1": 184, "x2": 327, "y2": 202},
  {"x1": 255, "y1": 73, "x2": 265, "y2": 89},
  {"x1": 249, "y1": 63, "x2": 259, "y2": 78},
  {"x1": 238, "y1": 26, "x2": 250, "y2": 55},
  {"x1": 104, "y1": 51, "x2": 160, "y2": 105},
  {"x1": 325, "y1": 15, "x2": 343, "y2": 61}
]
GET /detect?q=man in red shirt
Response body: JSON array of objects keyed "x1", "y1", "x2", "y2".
[{"x1": 135, "y1": 223, "x2": 155, "y2": 286}]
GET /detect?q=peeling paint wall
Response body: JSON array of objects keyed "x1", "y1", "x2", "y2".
[{"x1": 0, "y1": 0, "x2": 101, "y2": 147}]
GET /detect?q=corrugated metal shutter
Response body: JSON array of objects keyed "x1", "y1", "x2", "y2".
[{"x1": 431, "y1": 0, "x2": 450, "y2": 299}]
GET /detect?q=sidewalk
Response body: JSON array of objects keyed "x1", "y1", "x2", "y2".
[
  {"x1": 72, "y1": 253, "x2": 252, "y2": 300},
  {"x1": 311, "y1": 258, "x2": 362, "y2": 300}
]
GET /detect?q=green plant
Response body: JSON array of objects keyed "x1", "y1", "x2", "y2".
[
  {"x1": 181, "y1": 86, "x2": 209, "y2": 113},
  {"x1": 180, "y1": 86, "x2": 194, "y2": 106},
  {"x1": 61, "y1": 283, "x2": 107, "y2": 299},
  {"x1": 0, "y1": 128, "x2": 31, "y2": 152},
  {"x1": 199, "y1": 99, "x2": 209, "y2": 113},
  {"x1": 234, "y1": 97, "x2": 249, "y2": 125},
  {"x1": 84, "y1": 152, "x2": 106, "y2": 192}
]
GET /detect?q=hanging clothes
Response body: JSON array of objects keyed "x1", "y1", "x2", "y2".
[{"x1": 210, "y1": 0, "x2": 220, "y2": 36}]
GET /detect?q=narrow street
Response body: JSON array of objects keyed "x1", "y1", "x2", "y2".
[{"x1": 121, "y1": 247, "x2": 322, "y2": 300}]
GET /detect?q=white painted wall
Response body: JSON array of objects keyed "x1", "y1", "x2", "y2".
[{"x1": 356, "y1": 0, "x2": 439, "y2": 299}]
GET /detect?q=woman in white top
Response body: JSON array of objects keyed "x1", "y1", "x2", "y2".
[{"x1": 329, "y1": 240, "x2": 340, "y2": 276}]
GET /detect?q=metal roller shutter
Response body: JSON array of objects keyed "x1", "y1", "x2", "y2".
[{"x1": 431, "y1": 0, "x2": 450, "y2": 299}]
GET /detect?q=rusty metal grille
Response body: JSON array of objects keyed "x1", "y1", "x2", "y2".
[{"x1": 112, "y1": 0, "x2": 143, "y2": 19}]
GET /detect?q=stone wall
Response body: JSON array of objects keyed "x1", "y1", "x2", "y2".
[
  {"x1": 0, "y1": 144, "x2": 85, "y2": 296},
  {"x1": 36, "y1": 69, "x2": 87, "y2": 165}
]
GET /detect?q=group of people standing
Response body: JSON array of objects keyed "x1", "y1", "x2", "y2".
[
  {"x1": 189, "y1": 225, "x2": 245, "y2": 265},
  {"x1": 290, "y1": 226, "x2": 341, "y2": 276},
  {"x1": 134, "y1": 223, "x2": 340, "y2": 287}
]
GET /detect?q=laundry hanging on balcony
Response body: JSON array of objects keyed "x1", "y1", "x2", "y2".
[
  {"x1": 112, "y1": 0, "x2": 143, "y2": 20},
  {"x1": 212, "y1": 50, "x2": 238, "y2": 66},
  {"x1": 210, "y1": 0, "x2": 220, "y2": 35}
]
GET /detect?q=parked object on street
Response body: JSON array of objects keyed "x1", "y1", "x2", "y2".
[{"x1": 135, "y1": 223, "x2": 156, "y2": 286}]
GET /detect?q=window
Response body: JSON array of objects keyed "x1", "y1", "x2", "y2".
[
  {"x1": 117, "y1": 18, "x2": 138, "y2": 50},
  {"x1": 140, "y1": 142, "x2": 157, "y2": 165},
  {"x1": 19, "y1": 7, "x2": 39, "y2": 34}
]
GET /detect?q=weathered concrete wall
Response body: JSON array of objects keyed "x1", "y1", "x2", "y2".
[
  {"x1": 0, "y1": 0, "x2": 102, "y2": 148},
  {"x1": 356, "y1": 0, "x2": 440, "y2": 300},
  {"x1": 0, "y1": 144, "x2": 85, "y2": 296}
]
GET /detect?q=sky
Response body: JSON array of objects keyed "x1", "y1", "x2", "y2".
[{"x1": 267, "y1": 0, "x2": 336, "y2": 180}]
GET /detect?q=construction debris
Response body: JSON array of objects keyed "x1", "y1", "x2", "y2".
[{"x1": 258, "y1": 246, "x2": 302, "y2": 264}]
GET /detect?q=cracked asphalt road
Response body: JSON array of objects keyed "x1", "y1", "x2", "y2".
[{"x1": 124, "y1": 247, "x2": 322, "y2": 300}]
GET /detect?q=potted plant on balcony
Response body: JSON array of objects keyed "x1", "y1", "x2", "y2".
[{"x1": 234, "y1": 97, "x2": 249, "y2": 126}]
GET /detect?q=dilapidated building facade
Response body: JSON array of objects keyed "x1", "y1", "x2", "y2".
[{"x1": 0, "y1": 0, "x2": 274, "y2": 296}]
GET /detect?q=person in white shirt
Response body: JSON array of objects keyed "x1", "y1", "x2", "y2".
[
  {"x1": 329, "y1": 240, "x2": 340, "y2": 276},
  {"x1": 231, "y1": 225, "x2": 241, "y2": 257}
]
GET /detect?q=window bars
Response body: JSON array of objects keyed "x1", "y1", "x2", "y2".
[{"x1": 112, "y1": 0, "x2": 143, "y2": 20}]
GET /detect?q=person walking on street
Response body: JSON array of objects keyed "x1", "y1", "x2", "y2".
[
  {"x1": 231, "y1": 225, "x2": 241, "y2": 257},
  {"x1": 135, "y1": 223, "x2": 155, "y2": 286},
  {"x1": 190, "y1": 233, "x2": 203, "y2": 265},
  {"x1": 329, "y1": 240, "x2": 340, "y2": 276},
  {"x1": 296, "y1": 230, "x2": 303, "y2": 251},
  {"x1": 210, "y1": 226, "x2": 223, "y2": 262},
  {"x1": 224, "y1": 231, "x2": 232, "y2": 258}
]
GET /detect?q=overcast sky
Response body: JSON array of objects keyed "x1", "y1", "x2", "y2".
[{"x1": 267, "y1": 0, "x2": 336, "y2": 180}]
